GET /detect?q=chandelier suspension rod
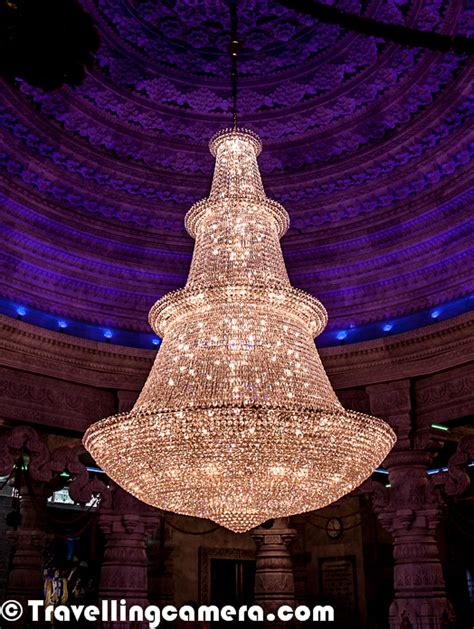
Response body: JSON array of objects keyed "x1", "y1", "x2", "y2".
[{"x1": 228, "y1": 0, "x2": 240, "y2": 130}]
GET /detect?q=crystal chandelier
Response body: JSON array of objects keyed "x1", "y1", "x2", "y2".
[
  {"x1": 84, "y1": 126, "x2": 395, "y2": 532},
  {"x1": 83, "y1": 4, "x2": 395, "y2": 532}
]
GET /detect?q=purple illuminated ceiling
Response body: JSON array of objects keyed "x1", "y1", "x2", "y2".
[{"x1": 0, "y1": 0, "x2": 472, "y2": 344}]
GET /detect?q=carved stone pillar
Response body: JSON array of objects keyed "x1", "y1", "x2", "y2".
[
  {"x1": 1, "y1": 427, "x2": 52, "y2": 613},
  {"x1": 366, "y1": 381, "x2": 455, "y2": 629},
  {"x1": 252, "y1": 518, "x2": 296, "y2": 627},
  {"x1": 384, "y1": 450, "x2": 453, "y2": 628},
  {"x1": 6, "y1": 483, "x2": 49, "y2": 605},
  {"x1": 99, "y1": 486, "x2": 157, "y2": 628}
]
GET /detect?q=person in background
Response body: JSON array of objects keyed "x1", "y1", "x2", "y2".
[{"x1": 44, "y1": 568, "x2": 68, "y2": 626}]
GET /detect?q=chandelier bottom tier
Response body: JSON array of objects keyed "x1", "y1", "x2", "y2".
[
  {"x1": 84, "y1": 129, "x2": 396, "y2": 533},
  {"x1": 85, "y1": 405, "x2": 394, "y2": 532}
]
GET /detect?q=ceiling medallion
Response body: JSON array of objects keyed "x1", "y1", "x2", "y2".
[{"x1": 83, "y1": 1, "x2": 395, "y2": 532}]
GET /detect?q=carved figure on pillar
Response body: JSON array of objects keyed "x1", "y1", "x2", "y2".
[{"x1": 252, "y1": 517, "x2": 296, "y2": 627}]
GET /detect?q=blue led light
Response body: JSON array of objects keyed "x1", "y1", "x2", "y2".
[{"x1": 0, "y1": 293, "x2": 472, "y2": 350}]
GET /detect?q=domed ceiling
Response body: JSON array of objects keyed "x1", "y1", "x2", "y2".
[{"x1": 0, "y1": 0, "x2": 472, "y2": 347}]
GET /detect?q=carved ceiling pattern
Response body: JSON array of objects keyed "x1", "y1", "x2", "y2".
[{"x1": 0, "y1": 0, "x2": 472, "y2": 337}]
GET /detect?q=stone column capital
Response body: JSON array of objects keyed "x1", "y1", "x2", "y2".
[
  {"x1": 251, "y1": 527, "x2": 296, "y2": 548},
  {"x1": 98, "y1": 510, "x2": 158, "y2": 536},
  {"x1": 384, "y1": 449, "x2": 432, "y2": 470}
]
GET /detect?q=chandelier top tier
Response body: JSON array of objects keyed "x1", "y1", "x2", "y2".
[{"x1": 84, "y1": 127, "x2": 395, "y2": 532}]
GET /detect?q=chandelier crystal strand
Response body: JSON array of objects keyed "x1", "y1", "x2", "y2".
[{"x1": 83, "y1": 128, "x2": 396, "y2": 533}]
